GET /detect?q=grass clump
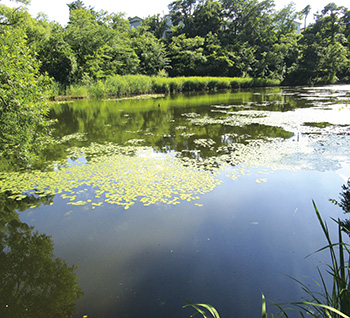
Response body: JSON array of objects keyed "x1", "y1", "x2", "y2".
[
  {"x1": 66, "y1": 84, "x2": 89, "y2": 97},
  {"x1": 104, "y1": 75, "x2": 153, "y2": 97}
]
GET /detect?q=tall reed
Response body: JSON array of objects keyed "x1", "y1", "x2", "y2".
[{"x1": 58, "y1": 75, "x2": 280, "y2": 98}]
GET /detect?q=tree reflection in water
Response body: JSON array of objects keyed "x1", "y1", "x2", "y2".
[{"x1": 0, "y1": 193, "x2": 83, "y2": 318}]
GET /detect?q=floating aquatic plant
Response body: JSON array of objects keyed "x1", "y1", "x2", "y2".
[
  {"x1": 193, "y1": 138, "x2": 216, "y2": 147},
  {"x1": 0, "y1": 144, "x2": 222, "y2": 209}
]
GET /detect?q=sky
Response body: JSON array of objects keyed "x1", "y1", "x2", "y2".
[{"x1": 1, "y1": 0, "x2": 350, "y2": 26}]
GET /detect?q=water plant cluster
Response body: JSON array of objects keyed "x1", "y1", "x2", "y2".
[{"x1": 0, "y1": 144, "x2": 223, "y2": 210}]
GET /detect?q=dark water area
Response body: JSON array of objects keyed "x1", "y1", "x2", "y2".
[{"x1": 1, "y1": 85, "x2": 350, "y2": 317}]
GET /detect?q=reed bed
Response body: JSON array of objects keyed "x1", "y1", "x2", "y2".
[{"x1": 60, "y1": 75, "x2": 280, "y2": 98}]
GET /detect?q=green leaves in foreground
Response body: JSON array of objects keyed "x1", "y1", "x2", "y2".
[{"x1": 183, "y1": 299, "x2": 220, "y2": 318}]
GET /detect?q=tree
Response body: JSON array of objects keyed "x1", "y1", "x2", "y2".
[
  {"x1": 142, "y1": 14, "x2": 169, "y2": 39},
  {"x1": 168, "y1": 0, "x2": 197, "y2": 36},
  {"x1": 67, "y1": 0, "x2": 85, "y2": 13},
  {"x1": 37, "y1": 23, "x2": 77, "y2": 86},
  {"x1": 301, "y1": 5, "x2": 311, "y2": 29},
  {"x1": 290, "y1": 3, "x2": 350, "y2": 84},
  {"x1": 129, "y1": 26, "x2": 169, "y2": 75},
  {"x1": 265, "y1": 33, "x2": 300, "y2": 80},
  {"x1": 220, "y1": 0, "x2": 275, "y2": 45},
  {"x1": 317, "y1": 38, "x2": 348, "y2": 83},
  {"x1": 191, "y1": 0, "x2": 223, "y2": 38},
  {"x1": 200, "y1": 32, "x2": 235, "y2": 76},
  {"x1": 0, "y1": 0, "x2": 29, "y2": 26},
  {"x1": 274, "y1": 3, "x2": 299, "y2": 38},
  {"x1": 0, "y1": 26, "x2": 53, "y2": 161},
  {"x1": 64, "y1": 6, "x2": 140, "y2": 81},
  {"x1": 167, "y1": 34, "x2": 207, "y2": 76}
]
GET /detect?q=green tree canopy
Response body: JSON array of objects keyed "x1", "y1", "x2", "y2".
[{"x1": 129, "y1": 26, "x2": 169, "y2": 75}]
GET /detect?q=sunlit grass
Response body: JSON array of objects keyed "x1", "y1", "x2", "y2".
[
  {"x1": 183, "y1": 299, "x2": 220, "y2": 318},
  {"x1": 58, "y1": 75, "x2": 280, "y2": 98}
]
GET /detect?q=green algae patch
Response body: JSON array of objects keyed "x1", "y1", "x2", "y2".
[{"x1": 0, "y1": 144, "x2": 222, "y2": 209}]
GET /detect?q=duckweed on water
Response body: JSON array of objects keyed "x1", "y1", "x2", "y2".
[
  {"x1": 1, "y1": 89, "x2": 349, "y2": 210},
  {"x1": 56, "y1": 133, "x2": 87, "y2": 144},
  {"x1": 0, "y1": 144, "x2": 222, "y2": 209},
  {"x1": 193, "y1": 138, "x2": 216, "y2": 147},
  {"x1": 1, "y1": 132, "x2": 349, "y2": 209}
]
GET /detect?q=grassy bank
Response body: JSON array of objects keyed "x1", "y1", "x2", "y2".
[{"x1": 52, "y1": 75, "x2": 280, "y2": 99}]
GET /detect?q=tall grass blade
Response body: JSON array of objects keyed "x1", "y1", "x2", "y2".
[
  {"x1": 262, "y1": 293, "x2": 268, "y2": 318},
  {"x1": 293, "y1": 302, "x2": 350, "y2": 318},
  {"x1": 183, "y1": 299, "x2": 220, "y2": 318}
]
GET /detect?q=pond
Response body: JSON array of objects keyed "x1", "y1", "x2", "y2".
[{"x1": 1, "y1": 85, "x2": 350, "y2": 317}]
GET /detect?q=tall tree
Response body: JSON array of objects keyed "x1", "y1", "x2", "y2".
[
  {"x1": 286, "y1": 3, "x2": 349, "y2": 84},
  {"x1": 64, "y1": 6, "x2": 139, "y2": 81},
  {"x1": 191, "y1": 0, "x2": 223, "y2": 37},
  {"x1": 0, "y1": 0, "x2": 29, "y2": 25},
  {"x1": 142, "y1": 14, "x2": 169, "y2": 39},
  {"x1": 67, "y1": 0, "x2": 85, "y2": 12},
  {"x1": 37, "y1": 23, "x2": 77, "y2": 86},
  {"x1": 0, "y1": 26, "x2": 53, "y2": 161},
  {"x1": 168, "y1": 0, "x2": 198, "y2": 35},
  {"x1": 301, "y1": 4, "x2": 311, "y2": 29}
]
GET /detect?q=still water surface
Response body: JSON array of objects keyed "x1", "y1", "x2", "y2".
[{"x1": 1, "y1": 85, "x2": 350, "y2": 317}]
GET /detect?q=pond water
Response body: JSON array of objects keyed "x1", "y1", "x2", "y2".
[{"x1": 1, "y1": 85, "x2": 350, "y2": 317}]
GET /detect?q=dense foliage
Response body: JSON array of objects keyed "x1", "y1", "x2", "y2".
[
  {"x1": 2, "y1": 0, "x2": 350, "y2": 88},
  {"x1": 0, "y1": 21, "x2": 53, "y2": 162}
]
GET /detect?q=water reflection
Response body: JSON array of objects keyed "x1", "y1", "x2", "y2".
[
  {"x1": 0, "y1": 198, "x2": 83, "y2": 318},
  {"x1": 1, "y1": 86, "x2": 349, "y2": 209},
  {"x1": 45, "y1": 89, "x2": 298, "y2": 165}
]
